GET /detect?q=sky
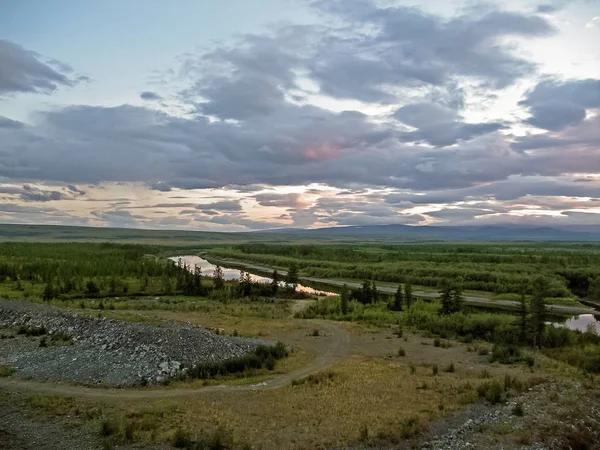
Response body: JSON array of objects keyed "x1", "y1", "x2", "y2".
[{"x1": 0, "y1": 0, "x2": 599, "y2": 231}]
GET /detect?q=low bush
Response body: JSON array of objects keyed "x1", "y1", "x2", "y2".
[
  {"x1": 0, "y1": 365, "x2": 15, "y2": 377},
  {"x1": 399, "y1": 416, "x2": 422, "y2": 439},
  {"x1": 17, "y1": 325, "x2": 47, "y2": 337},
  {"x1": 444, "y1": 362, "x2": 455, "y2": 373},
  {"x1": 184, "y1": 342, "x2": 288, "y2": 379},
  {"x1": 513, "y1": 402, "x2": 524, "y2": 416},
  {"x1": 292, "y1": 370, "x2": 337, "y2": 386},
  {"x1": 489, "y1": 344, "x2": 524, "y2": 364},
  {"x1": 172, "y1": 426, "x2": 237, "y2": 450},
  {"x1": 100, "y1": 419, "x2": 121, "y2": 437},
  {"x1": 477, "y1": 376, "x2": 528, "y2": 405},
  {"x1": 477, "y1": 380, "x2": 504, "y2": 404}
]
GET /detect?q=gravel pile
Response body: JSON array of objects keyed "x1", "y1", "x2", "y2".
[{"x1": 0, "y1": 300, "x2": 269, "y2": 386}]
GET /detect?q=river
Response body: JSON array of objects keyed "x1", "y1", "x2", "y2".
[
  {"x1": 169, "y1": 255, "x2": 600, "y2": 333},
  {"x1": 169, "y1": 255, "x2": 336, "y2": 296}
]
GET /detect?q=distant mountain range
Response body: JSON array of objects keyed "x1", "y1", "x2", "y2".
[
  {"x1": 262, "y1": 224, "x2": 600, "y2": 241},
  {"x1": 0, "y1": 223, "x2": 598, "y2": 243}
]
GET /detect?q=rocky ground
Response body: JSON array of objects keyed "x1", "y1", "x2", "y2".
[
  {"x1": 0, "y1": 300, "x2": 268, "y2": 386},
  {"x1": 420, "y1": 379, "x2": 600, "y2": 450}
]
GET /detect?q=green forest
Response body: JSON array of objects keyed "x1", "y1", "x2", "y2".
[{"x1": 208, "y1": 243, "x2": 600, "y2": 299}]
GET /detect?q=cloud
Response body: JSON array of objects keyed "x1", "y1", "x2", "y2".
[
  {"x1": 0, "y1": 116, "x2": 24, "y2": 129},
  {"x1": 196, "y1": 200, "x2": 242, "y2": 211},
  {"x1": 140, "y1": 91, "x2": 163, "y2": 101},
  {"x1": 0, "y1": 39, "x2": 85, "y2": 96},
  {"x1": 308, "y1": 1, "x2": 555, "y2": 102},
  {"x1": 253, "y1": 193, "x2": 309, "y2": 208},
  {"x1": 66, "y1": 184, "x2": 86, "y2": 196},
  {"x1": 149, "y1": 182, "x2": 172, "y2": 192},
  {"x1": 0, "y1": 3, "x2": 597, "y2": 230},
  {"x1": 586, "y1": 16, "x2": 600, "y2": 28},
  {"x1": 519, "y1": 78, "x2": 600, "y2": 131},
  {"x1": 426, "y1": 207, "x2": 498, "y2": 221},
  {"x1": 20, "y1": 184, "x2": 63, "y2": 202},
  {"x1": 90, "y1": 210, "x2": 142, "y2": 227}
]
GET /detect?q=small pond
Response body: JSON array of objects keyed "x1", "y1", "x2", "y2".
[{"x1": 553, "y1": 314, "x2": 600, "y2": 335}]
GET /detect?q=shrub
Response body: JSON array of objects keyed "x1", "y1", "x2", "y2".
[
  {"x1": 100, "y1": 419, "x2": 120, "y2": 437},
  {"x1": 477, "y1": 380, "x2": 504, "y2": 404},
  {"x1": 513, "y1": 402, "x2": 524, "y2": 416},
  {"x1": 185, "y1": 342, "x2": 288, "y2": 380},
  {"x1": 489, "y1": 344, "x2": 523, "y2": 364},
  {"x1": 0, "y1": 365, "x2": 15, "y2": 377},
  {"x1": 17, "y1": 326, "x2": 47, "y2": 337},
  {"x1": 292, "y1": 371, "x2": 336, "y2": 386},
  {"x1": 444, "y1": 362, "x2": 455, "y2": 373},
  {"x1": 399, "y1": 416, "x2": 422, "y2": 439},
  {"x1": 172, "y1": 428, "x2": 191, "y2": 448}
]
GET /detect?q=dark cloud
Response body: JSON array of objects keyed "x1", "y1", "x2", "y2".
[
  {"x1": 253, "y1": 193, "x2": 307, "y2": 208},
  {"x1": 66, "y1": 184, "x2": 86, "y2": 196},
  {"x1": 20, "y1": 184, "x2": 63, "y2": 202},
  {"x1": 196, "y1": 200, "x2": 242, "y2": 211},
  {"x1": 520, "y1": 79, "x2": 600, "y2": 131},
  {"x1": 308, "y1": 1, "x2": 555, "y2": 102},
  {"x1": 149, "y1": 182, "x2": 172, "y2": 192},
  {"x1": 0, "y1": 116, "x2": 24, "y2": 129},
  {"x1": 140, "y1": 91, "x2": 163, "y2": 101},
  {"x1": 0, "y1": 39, "x2": 84, "y2": 95},
  {"x1": 536, "y1": 4, "x2": 560, "y2": 13},
  {"x1": 393, "y1": 102, "x2": 505, "y2": 146}
]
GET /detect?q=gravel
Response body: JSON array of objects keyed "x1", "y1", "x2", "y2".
[{"x1": 0, "y1": 300, "x2": 269, "y2": 386}]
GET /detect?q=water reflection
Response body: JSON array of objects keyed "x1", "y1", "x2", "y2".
[
  {"x1": 560, "y1": 314, "x2": 600, "y2": 334},
  {"x1": 169, "y1": 256, "x2": 335, "y2": 296}
]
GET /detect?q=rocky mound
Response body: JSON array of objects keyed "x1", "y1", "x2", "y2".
[{"x1": 0, "y1": 300, "x2": 268, "y2": 386}]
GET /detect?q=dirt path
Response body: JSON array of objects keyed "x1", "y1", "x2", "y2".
[
  {"x1": 0, "y1": 319, "x2": 349, "y2": 399},
  {"x1": 211, "y1": 258, "x2": 597, "y2": 316}
]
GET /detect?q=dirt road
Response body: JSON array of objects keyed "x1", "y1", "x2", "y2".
[
  {"x1": 0, "y1": 319, "x2": 349, "y2": 399},
  {"x1": 209, "y1": 258, "x2": 597, "y2": 316}
]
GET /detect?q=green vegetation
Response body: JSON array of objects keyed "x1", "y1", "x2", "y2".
[
  {"x1": 208, "y1": 242, "x2": 600, "y2": 298},
  {"x1": 0, "y1": 365, "x2": 15, "y2": 377},
  {"x1": 298, "y1": 295, "x2": 600, "y2": 373},
  {"x1": 182, "y1": 342, "x2": 288, "y2": 380},
  {"x1": 0, "y1": 242, "x2": 310, "y2": 303}
]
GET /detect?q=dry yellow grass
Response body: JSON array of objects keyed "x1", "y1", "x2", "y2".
[{"x1": 21, "y1": 353, "x2": 543, "y2": 449}]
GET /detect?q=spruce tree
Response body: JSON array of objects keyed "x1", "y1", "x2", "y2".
[
  {"x1": 405, "y1": 282, "x2": 413, "y2": 309},
  {"x1": 518, "y1": 291, "x2": 528, "y2": 344},
  {"x1": 340, "y1": 283, "x2": 350, "y2": 315},
  {"x1": 213, "y1": 265, "x2": 225, "y2": 290},
  {"x1": 285, "y1": 264, "x2": 299, "y2": 291},
  {"x1": 270, "y1": 270, "x2": 279, "y2": 295},
  {"x1": 439, "y1": 281, "x2": 453, "y2": 315},
  {"x1": 530, "y1": 276, "x2": 547, "y2": 348},
  {"x1": 392, "y1": 284, "x2": 403, "y2": 311}
]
